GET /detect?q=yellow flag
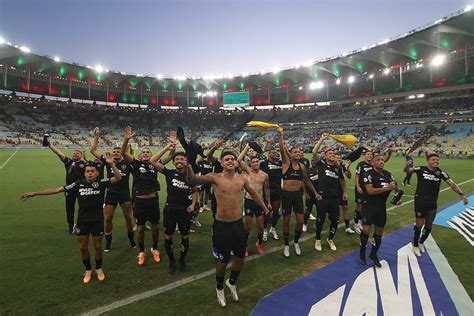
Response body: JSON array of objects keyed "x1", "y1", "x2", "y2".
[
  {"x1": 246, "y1": 121, "x2": 280, "y2": 132},
  {"x1": 329, "y1": 134, "x2": 357, "y2": 148}
]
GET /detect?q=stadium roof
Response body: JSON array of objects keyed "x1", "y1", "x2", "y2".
[{"x1": 0, "y1": 6, "x2": 473, "y2": 98}]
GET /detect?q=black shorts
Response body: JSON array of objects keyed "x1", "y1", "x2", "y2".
[
  {"x1": 76, "y1": 221, "x2": 104, "y2": 236},
  {"x1": 163, "y1": 205, "x2": 192, "y2": 235},
  {"x1": 361, "y1": 206, "x2": 387, "y2": 228},
  {"x1": 104, "y1": 190, "x2": 131, "y2": 206},
  {"x1": 133, "y1": 196, "x2": 160, "y2": 225},
  {"x1": 270, "y1": 187, "x2": 282, "y2": 202},
  {"x1": 414, "y1": 198, "x2": 437, "y2": 219},
  {"x1": 281, "y1": 190, "x2": 304, "y2": 215},
  {"x1": 213, "y1": 219, "x2": 246, "y2": 263},
  {"x1": 244, "y1": 198, "x2": 263, "y2": 217}
]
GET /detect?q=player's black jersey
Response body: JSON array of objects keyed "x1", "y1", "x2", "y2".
[
  {"x1": 300, "y1": 157, "x2": 310, "y2": 173},
  {"x1": 64, "y1": 178, "x2": 110, "y2": 222},
  {"x1": 308, "y1": 167, "x2": 318, "y2": 191},
  {"x1": 199, "y1": 160, "x2": 214, "y2": 175},
  {"x1": 356, "y1": 161, "x2": 372, "y2": 186},
  {"x1": 94, "y1": 157, "x2": 106, "y2": 179},
  {"x1": 362, "y1": 169, "x2": 395, "y2": 210},
  {"x1": 213, "y1": 160, "x2": 223, "y2": 174},
  {"x1": 315, "y1": 160, "x2": 344, "y2": 198},
  {"x1": 260, "y1": 159, "x2": 282, "y2": 190},
  {"x1": 163, "y1": 168, "x2": 194, "y2": 208},
  {"x1": 413, "y1": 166, "x2": 450, "y2": 201},
  {"x1": 129, "y1": 159, "x2": 159, "y2": 196},
  {"x1": 63, "y1": 157, "x2": 86, "y2": 184},
  {"x1": 102, "y1": 156, "x2": 131, "y2": 194}
]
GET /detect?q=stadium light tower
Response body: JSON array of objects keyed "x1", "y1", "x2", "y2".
[
  {"x1": 383, "y1": 68, "x2": 391, "y2": 75},
  {"x1": 0, "y1": 36, "x2": 5, "y2": 45},
  {"x1": 431, "y1": 54, "x2": 446, "y2": 67},
  {"x1": 53, "y1": 56, "x2": 60, "y2": 62},
  {"x1": 336, "y1": 78, "x2": 341, "y2": 85},
  {"x1": 19, "y1": 46, "x2": 30, "y2": 53},
  {"x1": 156, "y1": 74, "x2": 164, "y2": 80},
  {"x1": 95, "y1": 65, "x2": 104, "y2": 73},
  {"x1": 348, "y1": 76, "x2": 355, "y2": 84}
]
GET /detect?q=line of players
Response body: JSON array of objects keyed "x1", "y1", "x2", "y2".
[{"x1": 19, "y1": 126, "x2": 468, "y2": 307}]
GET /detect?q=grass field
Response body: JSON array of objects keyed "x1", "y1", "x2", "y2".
[{"x1": 0, "y1": 149, "x2": 472, "y2": 315}]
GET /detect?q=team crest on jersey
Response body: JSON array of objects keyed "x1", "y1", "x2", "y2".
[
  {"x1": 121, "y1": 165, "x2": 127, "y2": 170},
  {"x1": 435, "y1": 170, "x2": 440, "y2": 176},
  {"x1": 79, "y1": 163, "x2": 85, "y2": 168},
  {"x1": 149, "y1": 165, "x2": 154, "y2": 170},
  {"x1": 92, "y1": 182, "x2": 99, "y2": 188}
]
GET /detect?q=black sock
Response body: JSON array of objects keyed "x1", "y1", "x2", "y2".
[
  {"x1": 139, "y1": 242, "x2": 145, "y2": 252},
  {"x1": 257, "y1": 233, "x2": 263, "y2": 244},
  {"x1": 152, "y1": 241, "x2": 158, "y2": 250},
  {"x1": 105, "y1": 233, "x2": 112, "y2": 243},
  {"x1": 344, "y1": 219, "x2": 350, "y2": 229},
  {"x1": 283, "y1": 233, "x2": 290, "y2": 246},
  {"x1": 360, "y1": 232, "x2": 368, "y2": 258},
  {"x1": 229, "y1": 269, "x2": 241, "y2": 285},
  {"x1": 294, "y1": 229, "x2": 302, "y2": 243},
  {"x1": 370, "y1": 234, "x2": 382, "y2": 256},
  {"x1": 419, "y1": 227, "x2": 432, "y2": 244},
  {"x1": 165, "y1": 239, "x2": 175, "y2": 263},
  {"x1": 354, "y1": 211, "x2": 361, "y2": 224},
  {"x1": 216, "y1": 275, "x2": 224, "y2": 290},
  {"x1": 413, "y1": 226, "x2": 422, "y2": 247},
  {"x1": 127, "y1": 231, "x2": 135, "y2": 243},
  {"x1": 179, "y1": 238, "x2": 189, "y2": 263},
  {"x1": 95, "y1": 258, "x2": 103, "y2": 270},
  {"x1": 82, "y1": 259, "x2": 92, "y2": 270}
]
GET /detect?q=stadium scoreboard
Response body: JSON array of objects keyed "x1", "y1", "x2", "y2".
[{"x1": 223, "y1": 91, "x2": 250, "y2": 107}]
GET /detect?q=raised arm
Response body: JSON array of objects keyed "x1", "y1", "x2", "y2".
[
  {"x1": 121, "y1": 126, "x2": 135, "y2": 163},
  {"x1": 237, "y1": 144, "x2": 251, "y2": 174},
  {"x1": 344, "y1": 162, "x2": 352, "y2": 179},
  {"x1": 150, "y1": 143, "x2": 174, "y2": 173},
  {"x1": 185, "y1": 164, "x2": 215, "y2": 185},
  {"x1": 383, "y1": 148, "x2": 393, "y2": 163},
  {"x1": 277, "y1": 128, "x2": 289, "y2": 164},
  {"x1": 19, "y1": 186, "x2": 65, "y2": 201},
  {"x1": 90, "y1": 127, "x2": 102, "y2": 160},
  {"x1": 312, "y1": 133, "x2": 329, "y2": 162},
  {"x1": 48, "y1": 143, "x2": 66, "y2": 162},
  {"x1": 445, "y1": 179, "x2": 468, "y2": 204},
  {"x1": 243, "y1": 177, "x2": 270, "y2": 215},
  {"x1": 206, "y1": 140, "x2": 223, "y2": 165},
  {"x1": 160, "y1": 144, "x2": 175, "y2": 165},
  {"x1": 104, "y1": 154, "x2": 122, "y2": 184}
]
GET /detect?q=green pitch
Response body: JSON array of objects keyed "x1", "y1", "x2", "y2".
[{"x1": 0, "y1": 149, "x2": 472, "y2": 315}]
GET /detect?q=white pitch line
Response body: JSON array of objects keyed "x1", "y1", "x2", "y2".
[
  {"x1": 83, "y1": 178, "x2": 474, "y2": 315},
  {"x1": 0, "y1": 147, "x2": 20, "y2": 169}
]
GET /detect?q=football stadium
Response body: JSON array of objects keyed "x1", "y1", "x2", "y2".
[{"x1": 0, "y1": 2, "x2": 473, "y2": 315}]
